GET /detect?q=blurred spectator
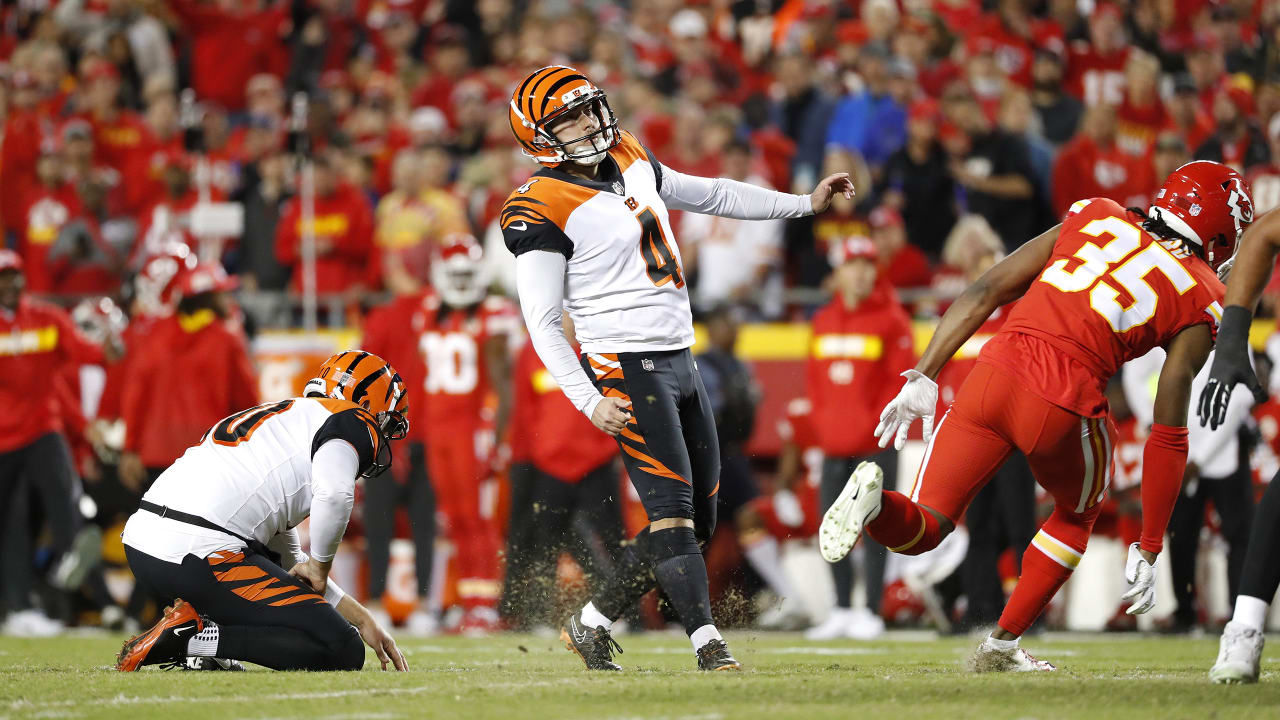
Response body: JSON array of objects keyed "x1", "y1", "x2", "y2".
[
  {"x1": 1115, "y1": 50, "x2": 1168, "y2": 156},
  {"x1": 1185, "y1": 35, "x2": 1228, "y2": 116},
  {"x1": 697, "y1": 305, "x2": 761, "y2": 520},
  {"x1": 970, "y1": 0, "x2": 1063, "y2": 89},
  {"x1": 237, "y1": 151, "x2": 292, "y2": 293},
  {"x1": 881, "y1": 98, "x2": 956, "y2": 260},
  {"x1": 1246, "y1": 115, "x2": 1280, "y2": 214},
  {"x1": 996, "y1": 87, "x2": 1053, "y2": 208},
  {"x1": 17, "y1": 140, "x2": 76, "y2": 295},
  {"x1": 375, "y1": 146, "x2": 469, "y2": 295},
  {"x1": 943, "y1": 84, "x2": 1039, "y2": 251},
  {"x1": 769, "y1": 52, "x2": 836, "y2": 192},
  {"x1": 868, "y1": 205, "x2": 932, "y2": 295},
  {"x1": 1194, "y1": 85, "x2": 1270, "y2": 172},
  {"x1": 1029, "y1": 47, "x2": 1084, "y2": 147},
  {"x1": 78, "y1": 59, "x2": 149, "y2": 176},
  {"x1": 804, "y1": 237, "x2": 914, "y2": 641},
  {"x1": 1065, "y1": 3, "x2": 1130, "y2": 106},
  {"x1": 1051, "y1": 104, "x2": 1151, "y2": 217},
  {"x1": 274, "y1": 150, "x2": 374, "y2": 295},
  {"x1": 1168, "y1": 72, "x2": 1216, "y2": 153},
  {"x1": 826, "y1": 44, "x2": 907, "y2": 172},
  {"x1": 168, "y1": 0, "x2": 287, "y2": 112},
  {"x1": 808, "y1": 148, "x2": 872, "y2": 288},
  {"x1": 681, "y1": 140, "x2": 785, "y2": 318}
]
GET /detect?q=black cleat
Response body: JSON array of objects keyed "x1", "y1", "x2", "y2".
[
  {"x1": 179, "y1": 656, "x2": 245, "y2": 671},
  {"x1": 696, "y1": 639, "x2": 741, "y2": 671},
  {"x1": 116, "y1": 599, "x2": 203, "y2": 671},
  {"x1": 560, "y1": 612, "x2": 624, "y2": 671}
]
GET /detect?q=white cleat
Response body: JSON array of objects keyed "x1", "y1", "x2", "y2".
[
  {"x1": 805, "y1": 608, "x2": 856, "y2": 641},
  {"x1": 819, "y1": 462, "x2": 883, "y2": 563},
  {"x1": 846, "y1": 607, "x2": 886, "y2": 640},
  {"x1": 968, "y1": 638, "x2": 1056, "y2": 672},
  {"x1": 1210, "y1": 621, "x2": 1264, "y2": 684},
  {"x1": 405, "y1": 610, "x2": 440, "y2": 637}
]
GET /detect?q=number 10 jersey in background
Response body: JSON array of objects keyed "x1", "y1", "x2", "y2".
[
  {"x1": 980, "y1": 196, "x2": 1226, "y2": 418},
  {"x1": 500, "y1": 131, "x2": 694, "y2": 354}
]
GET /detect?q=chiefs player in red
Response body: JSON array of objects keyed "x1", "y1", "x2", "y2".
[
  {"x1": 820, "y1": 160, "x2": 1251, "y2": 671},
  {"x1": 414, "y1": 236, "x2": 516, "y2": 632}
]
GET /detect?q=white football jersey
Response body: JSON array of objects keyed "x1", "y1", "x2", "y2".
[
  {"x1": 501, "y1": 131, "x2": 693, "y2": 353},
  {"x1": 121, "y1": 397, "x2": 381, "y2": 563}
]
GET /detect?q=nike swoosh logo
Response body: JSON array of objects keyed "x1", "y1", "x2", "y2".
[
  {"x1": 510, "y1": 222, "x2": 528, "y2": 231},
  {"x1": 570, "y1": 617, "x2": 590, "y2": 644},
  {"x1": 174, "y1": 626, "x2": 193, "y2": 637}
]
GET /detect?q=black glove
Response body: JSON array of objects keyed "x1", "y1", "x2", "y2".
[{"x1": 1197, "y1": 305, "x2": 1267, "y2": 430}]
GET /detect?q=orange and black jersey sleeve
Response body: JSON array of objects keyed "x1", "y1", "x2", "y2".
[
  {"x1": 501, "y1": 185, "x2": 576, "y2": 260},
  {"x1": 312, "y1": 407, "x2": 381, "y2": 476}
]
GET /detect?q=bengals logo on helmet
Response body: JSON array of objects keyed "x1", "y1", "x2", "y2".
[
  {"x1": 508, "y1": 65, "x2": 619, "y2": 165},
  {"x1": 305, "y1": 350, "x2": 409, "y2": 477}
]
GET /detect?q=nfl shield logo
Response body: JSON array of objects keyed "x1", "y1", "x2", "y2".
[
  {"x1": 612, "y1": 181, "x2": 624, "y2": 195},
  {"x1": 642, "y1": 358, "x2": 655, "y2": 371}
]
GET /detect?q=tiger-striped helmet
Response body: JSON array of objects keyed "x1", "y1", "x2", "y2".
[
  {"x1": 304, "y1": 351, "x2": 409, "y2": 476},
  {"x1": 508, "y1": 65, "x2": 619, "y2": 166}
]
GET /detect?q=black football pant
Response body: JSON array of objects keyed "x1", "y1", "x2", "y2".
[
  {"x1": 500, "y1": 461, "x2": 626, "y2": 627},
  {"x1": 363, "y1": 442, "x2": 436, "y2": 600},
  {"x1": 821, "y1": 452, "x2": 895, "y2": 613},
  {"x1": 580, "y1": 349, "x2": 720, "y2": 631},
  {"x1": 1168, "y1": 464, "x2": 1254, "y2": 626},
  {"x1": 126, "y1": 545, "x2": 364, "y2": 671},
  {"x1": 0, "y1": 432, "x2": 81, "y2": 615}
]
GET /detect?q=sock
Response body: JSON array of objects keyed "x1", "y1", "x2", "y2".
[
  {"x1": 1233, "y1": 595, "x2": 1269, "y2": 632},
  {"x1": 866, "y1": 491, "x2": 944, "y2": 555},
  {"x1": 1239, "y1": 476, "x2": 1280, "y2": 603},
  {"x1": 690, "y1": 624, "x2": 722, "y2": 651},
  {"x1": 579, "y1": 601, "x2": 612, "y2": 631},
  {"x1": 592, "y1": 527, "x2": 656, "y2": 621},
  {"x1": 985, "y1": 634, "x2": 1018, "y2": 650},
  {"x1": 650, "y1": 526, "x2": 715, "y2": 635},
  {"x1": 741, "y1": 534, "x2": 796, "y2": 599},
  {"x1": 186, "y1": 621, "x2": 220, "y2": 657},
  {"x1": 997, "y1": 507, "x2": 1095, "y2": 636}
]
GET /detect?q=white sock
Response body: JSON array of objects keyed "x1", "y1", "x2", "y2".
[
  {"x1": 580, "y1": 601, "x2": 612, "y2": 630},
  {"x1": 985, "y1": 634, "x2": 1018, "y2": 650},
  {"x1": 1233, "y1": 595, "x2": 1269, "y2": 632},
  {"x1": 186, "y1": 621, "x2": 220, "y2": 657},
  {"x1": 690, "y1": 624, "x2": 723, "y2": 651},
  {"x1": 742, "y1": 536, "x2": 796, "y2": 599}
]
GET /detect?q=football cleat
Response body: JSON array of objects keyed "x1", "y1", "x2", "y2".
[
  {"x1": 115, "y1": 599, "x2": 203, "y2": 671},
  {"x1": 968, "y1": 638, "x2": 1056, "y2": 673},
  {"x1": 560, "y1": 611, "x2": 623, "y2": 671},
  {"x1": 181, "y1": 656, "x2": 245, "y2": 671},
  {"x1": 819, "y1": 462, "x2": 883, "y2": 563},
  {"x1": 1210, "y1": 621, "x2": 1264, "y2": 684},
  {"x1": 696, "y1": 639, "x2": 742, "y2": 671}
]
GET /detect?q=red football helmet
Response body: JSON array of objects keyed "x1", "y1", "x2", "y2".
[
  {"x1": 1149, "y1": 160, "x2": 1254, "y2": 275},
  {"x1": 431, "y1": 234, "x2": 487, "y2": 308},
  {"x1": 134, "y1": 242, "x2": 197, "y2": 316}
]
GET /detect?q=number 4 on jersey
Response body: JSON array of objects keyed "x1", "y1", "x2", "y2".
[{"x1": 637, "y1": 207, "x2": 684, "y2": 288}]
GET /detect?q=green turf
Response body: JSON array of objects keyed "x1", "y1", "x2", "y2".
[{"x1": 1, "y1": 631, "x2": 1277, "y2": 720}]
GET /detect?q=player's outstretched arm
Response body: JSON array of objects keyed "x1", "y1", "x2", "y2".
[
  {"x1": 336, "y1": 594, "x2": 408, "y2": 671},
  {"x1": 657, "y1": 164, "x2": 848, "y2": 220},
  {"x1": 1124, "y1": 322, "x2": 1213, "y2": 614},
  {"x1": 1198, "y1": 208, "x2": 1280, "y2": 428}
]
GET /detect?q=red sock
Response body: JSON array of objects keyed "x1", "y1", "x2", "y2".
[
  {"x1": 866, "y1": 491, "x2": 944, "y2": 555},
  {"x1": 997, "y1": 507, "x2": 1095, "y2": 636}
]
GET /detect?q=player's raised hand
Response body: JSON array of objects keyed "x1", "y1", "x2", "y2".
[
  {"x1": 591, "y1": 396, "x2": 632, "y2": 436},
  {"x1": 874, "y1": 370, "x2": 938, "y2": 451},
  {"x1": 1198, "y1": 347, "x2": 1266, "y2": 430},
  {"x1": 1121, "y1": 543, "x2": 1158, "y2": 615},
  {"x1": 810, "y1": 172, "x2": 855, "y2": 213}
]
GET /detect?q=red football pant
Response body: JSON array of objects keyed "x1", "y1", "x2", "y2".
[
  {"x1": 869, "y1": 362, "x2": 1112, "y2": 636},
  {"x1": 427, "y1": 433, "x2": 500, "y2": 609}
]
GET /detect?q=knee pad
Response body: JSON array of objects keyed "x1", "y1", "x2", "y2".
[{"x1": 647, "y1": 525, "x2": 701, "y2": 562}]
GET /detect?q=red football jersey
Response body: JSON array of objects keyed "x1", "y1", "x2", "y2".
[
  {"x1": 1065, "y1": 45, "x2": 1130, "y2": 106},
  {"x1": 777, "y1": 396, "x2": 822, "y2": 490},
  {"x1": 981, "y1": 197, "x2": 1224, "y2": 417},
  {"x1": 512, "y1": 341, "x2": 617, "y2": 482},
  {"x1": 1246, "y1": 163, "x2": 1280, "y2": 215},
  {"x1": 411, "y1": 295, "x2": 519, "y2": 436}
]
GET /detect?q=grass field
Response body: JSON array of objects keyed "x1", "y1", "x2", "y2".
[{"x1": 2, "y1": 631, "x2": 1278, "y2": 720}]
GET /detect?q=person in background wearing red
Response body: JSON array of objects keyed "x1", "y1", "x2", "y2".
[
  {"x1": 1194, "y1": 85, "x2": 1270, "y2": 173},
  {"x1": 0, "y1": 250, "x2": 117, "y2": 636},
  {"x1": 275, "y1": 150, "x2": 375, "y2": 296},
  {"x1": 868, "y1": 205, "x2": 932, "y2": 296},
  {"x1": 77, "y1": 59, "x2": 147, "y2": 177},
  {"x1": 1050, "y1": 104, "x2": 1150, "y2": 217},
  {"x1": 118, "y1": 262, "x2": 257, "y2": 493},
  {"x1": 1246, "y1": 115, "x2": 1280, "y2": 215},
  {"x1": 18, "y1": 138, "x2": 77, "y2": 294},
  {"x1": 1169, "y1": 73, "x2": 1216, "y2": 154},
  {"x1": 2, "y1": 70, "x2": 54, "y2": 240},
  {"x1": 1064, "y1": 3, "x2": 1129, "y2": 107},
  {"x1": 1115, "y1": 51, "x2": 1169, "y2": 157},
  {"x1": 805, "y1": 236, "x2": 915, "y2": 641},
  {"x1": 501, "y1": 315, "x2": 624, "y2": 630},
  {"x1": 167, "y1": 0, "x2": 287, "y2": 113},
  {"x1": 736, "y1": 396, "x2": 822, "y2": 631}
]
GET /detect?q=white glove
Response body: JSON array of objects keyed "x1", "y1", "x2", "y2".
[
  {"x1": 874, "y1": 370, "x2": 938, "y2": 451},
  {"x1": 1121, "y1": 543, "x2": 1157, "y2": 615}
]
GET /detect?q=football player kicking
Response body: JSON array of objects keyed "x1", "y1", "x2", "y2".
[
  {"x1": 115, "y1": 352, "x2": 409, "y2": 672},
  {"x1": 820, "y1": 161, "x2": 1252, "y2": 671},
  {"x1": 1199, "y1": 197, "x2": 1280, "y2": 684},
  {"x1": 502, "y1": 65, "x2": 853, "y2": 671}
]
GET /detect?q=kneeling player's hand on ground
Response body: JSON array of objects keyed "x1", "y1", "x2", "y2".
[
  {"x1": 357, "y1": 616, "x2": 408, "y2": 671},
  {"x1": 1121, "y1": 543, "x2": 1158, "y2": 615},
  {"x1": 289, "y1": 557, "x2": 331, "y2": 595},
  {"x1": 591, "y1": 397, "x2": 632, "y2": 436},
  {"x1": 809, "y1": 172, "x2": 855, "y2": 213},
  {"x1": 875, "y1": 370, "x2": 938, "y2": 450}
]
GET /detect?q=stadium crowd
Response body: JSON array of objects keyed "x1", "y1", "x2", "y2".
[{"x1": 4, "y1": 0, "x2": 1280, "y2": 638}]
